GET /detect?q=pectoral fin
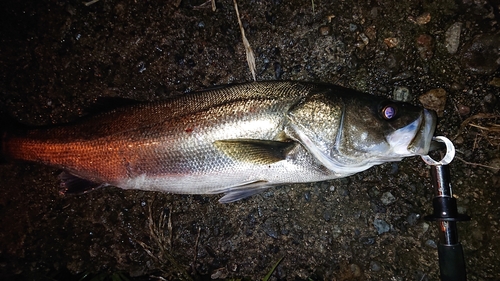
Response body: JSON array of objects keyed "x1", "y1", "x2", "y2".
[{"x1": 214, "y1": 139, "x2": 296, "y2": 165}]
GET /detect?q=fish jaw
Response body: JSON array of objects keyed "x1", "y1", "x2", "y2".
[{"x1": 386, "y1": 108, "x2": 437, "y2": 156}]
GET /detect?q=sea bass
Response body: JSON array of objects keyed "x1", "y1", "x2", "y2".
[{"x1": 2, "y1": 81, "x2": 436, "y2": 202}]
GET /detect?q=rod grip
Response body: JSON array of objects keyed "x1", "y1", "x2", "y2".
[{"x1": 438, "y1": 243, "x2": 467, "y2": 281}]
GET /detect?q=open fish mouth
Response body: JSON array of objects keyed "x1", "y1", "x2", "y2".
[
  {"x1": 385, "y1": 109, "x2": 437, "y2": 156},
  {"x1": 407, "y1": 109, "x2": 437, "y2": 155}
]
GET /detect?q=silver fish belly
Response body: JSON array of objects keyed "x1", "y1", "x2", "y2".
[{"x1": 2, "y1": 81, "x2": 436, "y2": 202}]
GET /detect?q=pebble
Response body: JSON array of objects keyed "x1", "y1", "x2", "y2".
[
  {"x1": 487, "y1": 158, "x2": 500, "y2": 173},
  {"x1": 484, "y1": 93, "x2": 497, "y2": 105},
  {"x1": 331, "y1": 225, "x2": 342, "y2": 238},
  {"x1": 457, "y1": 104, "x2": 470, "y2": 116},
  {"x1": 211, "y1": 267, "x2": 228, "y2": 279},
  {"x1": 393, "y1": 86, "x2": 412, "y2": 102},
  {"x1": 461, "y1": 34, "x2": 500, "y2": 75},
  {"x1": 388, "y1": 162, "x2": 399, "y2": 175},
  {"x1": 359, "y1": 33, "x2": 369, "y2": 45},
  {"x1": 323, "y1": 210, "x2": 331, "y2": 222},
  {"x1": 318, "y1": 25, "x2": 332, "y2": 36},
  {"x1": 373, "y1": 218, "x2": 390, "y2": 234},
  {"x1": 384, "y1": 37, "x2": 399, "y2": 48},
  {"x1": 421, "y1": 222, "x2": 430, "y2": 234},
  {"x1": 488, "y1": 77, "x2": 500, "y2": 87},
  {"x1": 370, "y1": 261, "x2": 381, "y2": 272},
  {"x1": 391, "y1": 71, "x2": 414, "y2": 81},
  {"x1": 425, "y1": 239, "x2": 437, "y2": 248},
  {"x1": 416, "y1": 12, "x2": 431, "y2": 25},
  {"x1": 350, "y1": 264, "x2": 362, "y2": 277},
  {"x1": 406, "y1": 213, "x2": 420, "y2": 226},
  {"x1": 416, "y1": 34, "x2": 434, "y2": 60},
  {"x1": 381, "y1": 192, "x2": 396, "y2": 205},
  {"x1": 364, "y1": 26, "x2": 377, "y2": 41},
  {"x1": 450, "y1": 82, "x2": 464, "y2": 92},
  {"x1": 445, "y1": 22, "x2": 462, "y2": 54},
  {"x1": 418, "y1": 88, "x2": 447, "y2": 117},
  {"x1": 262, "y1": 219, "x2": 279, "y2": 239}
]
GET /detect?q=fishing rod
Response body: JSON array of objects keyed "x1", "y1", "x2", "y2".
[{"x1": 421, "y1": 136, "x2": 470, "y2": 281}]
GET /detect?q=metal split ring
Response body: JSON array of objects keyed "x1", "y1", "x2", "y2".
[{"x1": 421, "y1": 136, "x2": 455, "y2": 166}]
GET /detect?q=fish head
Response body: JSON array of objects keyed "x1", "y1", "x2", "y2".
[
  {"x1": 287, "y1": 86, "x2": 437, "y2": 175},
  {"x1": 340, "y1": 95, "x2": 437, "y2": 159}
]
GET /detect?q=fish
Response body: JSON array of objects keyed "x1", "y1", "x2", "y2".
[{"x1": 1, "y1": 81, "x2": 436, "y2": 203}]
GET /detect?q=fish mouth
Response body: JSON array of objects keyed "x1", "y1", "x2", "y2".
[{"x1": 407, "y1": 109, "x2": 437, "y2": 155}]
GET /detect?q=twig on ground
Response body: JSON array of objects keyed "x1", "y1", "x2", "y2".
[
  {"x1": 83, "y1": 0, "x2": 100, "y2": 6},
  {"x1": 233, "y1": 0, "x2": 256, "y2": 81},
  {"x1": 455, "y1": 156, "x2": 499, "y2": 171}
]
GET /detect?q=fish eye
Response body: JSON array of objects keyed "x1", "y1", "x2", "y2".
[{"x1": 381, "y1": 104, "x2": 397, "y2": 120}]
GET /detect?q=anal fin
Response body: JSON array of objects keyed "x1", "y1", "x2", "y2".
[
  {"x1": 218, "y1": 180, "x2": 270, "y2": 203},
  {"x1": 58, "y1": 171, "x2": 105, "y2": 195}
]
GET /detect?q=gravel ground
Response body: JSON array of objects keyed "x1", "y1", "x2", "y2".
[{"x1": 0, "y1": 0, "x2": 499, "y2": 280}]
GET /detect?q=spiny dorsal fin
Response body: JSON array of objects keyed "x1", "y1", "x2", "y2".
[{"x1": 214, "y1": 139, "x2": 296, "y2": 165}]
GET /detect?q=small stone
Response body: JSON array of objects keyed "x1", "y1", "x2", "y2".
[
  {"x1": 373, "y1": 218, "x2": 390, "y2": 234},
  {"x1": 425, "y1": 239, "x2": 437, "y2": 248},
  {"x1": 418, "y1": 88, "x2": 447, "y2": 117},
  {"x1": 332, "y1": 225, "x2": 342, "y2": 238},
  {"x1": 370, "y1": 261, "x2": 381, "y2": 272},
  {"x1": 450, "y1": 82, "x2": 464, "y2": 91},
  {"x1": 365, "y1": 26, "x2": 377, "y2": 40},
  {"x1": 457, "y1": 104, "x2": 470, "y2": 116},
  {"x1": 489, "y1": 77, "x2": 500, "y2": 87},
  {"x1": 359, "y1": 33, "x2": 369, "y2": 45},
  {"x1": 350, "y1": 264, "x2": 362, "y2": 277},
  {"x1": 349, "y1": 23, "x2": 358, "y2": 32},
  {"x1": 262, "y1": 219, "x2": 279, "y2": 239},
  {"x1": 487, "y1": 158, "x2": 500, "y2": 173},
  {"x1": 445, "y1": 22, "x2": 462, "y2": 54},
  {"x1": 384, "y1": 37, "x2": 399, "y2": 48},
  {"x1": 393, "y1": 86, "x2": 412, "y2": 102},
  {"x1": 484, "y1": 93, "x2": 497, "y2": 104},
  {"x1": 406, "y1": 213, "x2": 420, "y2": 226},
  {"x1": 457, "y1": 205, "x2": 467, "y2": 215},
  {"x1": 461, "y1": 34, "x2": 500, "y2": 75},
  {"x1": 381, "y1": 192, "x2": 397, "y2": 205},
  {"x1": 421, "y1": 222, "x2": 430, "y2": 234},
  {"x1": 391, "y1": 71, "x2": 414, "y2": 81},
  {"x1": 211, "y1": 267, "x2": 228, "y2": 279},
  {"x1": 416, "y1": 12, "x2": 431, "y2": 25},
  {"x1": 416, "y1": 34, "x2": 434, "y2": 60},
  {"x1": 318, "y1": 25, "x2": 332, "y2": 36},
  {"x1": 388, "y1": 163, "x2": 399, "y2": 175},
  {"x1": 323, "y1": 210, "x2": 331, "y2": 222}
]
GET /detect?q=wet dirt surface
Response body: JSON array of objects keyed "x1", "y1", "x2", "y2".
[{"x1": 0, "y1": 0, "x2": 499, "y2": 280}]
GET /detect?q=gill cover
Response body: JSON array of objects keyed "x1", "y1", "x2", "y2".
[{"x1": 285, "y1": 85, "x2": 436, "y2": 174}]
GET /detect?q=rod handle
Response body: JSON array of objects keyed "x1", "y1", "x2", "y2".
[{"x1": 438, "y1": 243, "x2": 467, "y2": 281}]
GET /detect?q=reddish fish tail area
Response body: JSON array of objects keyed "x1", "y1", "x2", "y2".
[
  {"x1": 1, "y1": 131, "x2": 7, "y2": 163},
  {"x1": 3, "y1": 132, "x2": 71, "y2": 165},
  {"x1": 1, "y1": 129, "x2": 148, "y2": 186}
]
